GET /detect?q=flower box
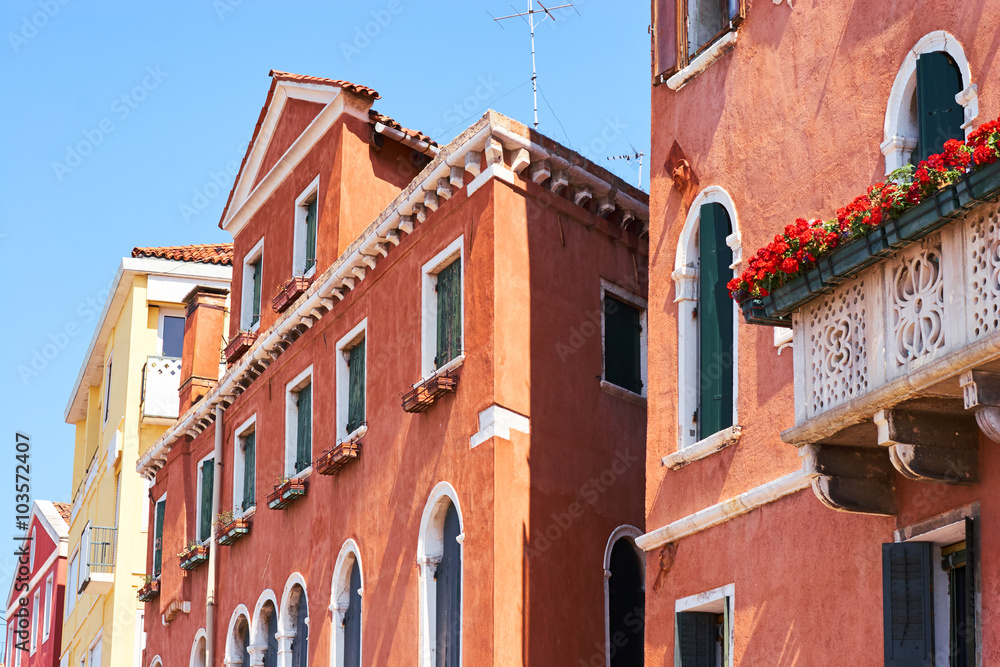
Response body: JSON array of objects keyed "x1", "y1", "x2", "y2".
[
  {"x1": 402, "y1": 373, "x2": 459, "y2": 413},
  {"x1": 266, "y1": 479, "x2": 307, "y2": 510},
  {"x1": 315, "y1": 439, "x2": 362, "y2": 475},
  {"x1": 740, "y1": 298, "x2": 791, "y2": 328},
  {"x1": 272, "y1": 276, "x2": 313, "y2": 314},
  {"x1": 224, "y1": 330, "x2": 258, "y2": 363},
  {"x1": 217, "y1": 518, "x2": 251, "y2": 546},
  {"x1": 178, "y1": 544, "x2": 209, "y2": 571},
  {"x1": 964, "y1": 158, "x2": 1000, "y2": 201},
  {"x1": 137, "y1": 579, "x2": 160, "y2": 602}
]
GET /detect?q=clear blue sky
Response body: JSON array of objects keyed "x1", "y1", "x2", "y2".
[{"x1": 0, "y1": 0, "x2": 650, "y2": 609}]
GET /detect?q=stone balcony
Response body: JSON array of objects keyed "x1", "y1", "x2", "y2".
[{"x1": 141, "y1": 356, "x2": 182, "y2": 423}]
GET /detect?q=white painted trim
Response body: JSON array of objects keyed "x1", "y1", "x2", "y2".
[
  {"x1": 662, "y1": 425, "x2": 742, "y2": 469},
  {"x1": 466, "y1": 163, "x2": 515, "y2": 197},
  {"x1": 241, "y1": 238, "x2": 265, "y2": 332},
  {"x1": 673, "y1": 187, "x2": 741, "y2": 448},
  {"x1": 278, "y1": 573, "x2": 309, "y2": 662},
  {"x1": 773, "y1": 327, "x2": 793, "y2": 354},
  {"x1": 882, "y1": 31, "x2": 976, "y2": 174},
  {"x1": 600, "y1": 279, "x2": 648, "y2": 398},
  {"x1": 666, "y1": 30, "x2": 738, "y2": 91},
  {"x1": 336, "y1": 319, "x2": 368, "y2": 443},
  {"x1": 42, "y1": 572, "x2": 53, "y2": 640},
  {"x1": 417, "y1": 482, "x2": 464, "y2": 667},
  {"x1": 330, "y1": 540, "x2": 364, "y2": 667},
  {"x1": 469, "y1": 405, "x2": 530, "y2": 448},
  {"x1": 284, "y1": 366, "x2": 314, "y2": 477},
  {"x1": 421, "y1": 237, "x2": 465, "y2": 377},
  {"x1": 189, "y1": 628, "x2": 207, "y2": 667},
  {"x1": 636, "y1": 470, "x2": 810, "y2": 551},
  {"x1": 195, "y1": 452, "x2": 215, "y2": 543},
  {"x1": 224, "y1": 604, "x2": 251, "y2": 666},
  {"x1": 603, "y1": 526, "x2": 643, "y2": 667},
  {"x1": 234, "y1": 414, "x2": 258, "y2": 517},
  {"x1": 149, "y1": 656, "x2": 163, "y2": 667},
  {"x1": 293, "y1": 175, "x2": 321, "y2": 278},
  {"x1": 250, "y1": 588, "x2": 279, "y2": 648},
  {"x1": 674, "y1": 584, "x2": 735, "y2": 667}
]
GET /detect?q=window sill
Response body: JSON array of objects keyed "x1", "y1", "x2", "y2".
[
  {"x1": 665, "y1": 30, "x2": 738, "y2": 91},
  {"x1": 599, "y1": 380, "x2": 647, "y2": 408},
  {"x1": 236, "y1": 506, "x2": 256, "y2": 521},
  {"x1": 662, "y1": 425, "x2": 742, "y2": 469},
  {"x1": 341, "y1": 423, "x2": 368, "y2": 444},
  {"x1": 292, "y1": 466, "x2": 313, "y2": 481},
  {"x1": 422, "y1": 354, "x2": 465, "y2": 383}
]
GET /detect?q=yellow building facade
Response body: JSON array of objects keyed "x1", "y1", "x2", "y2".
[{"x1": 61, "y1": 247, "x2": 230, "y2": 667}]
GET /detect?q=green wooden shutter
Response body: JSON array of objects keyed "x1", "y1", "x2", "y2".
[
  {"x1": 242, "y1": 432, "x2": 256, "y2": 511},
  {"x1": 200, "y1": 458, "x2": 214, "y2": 541},
  {"x1": 604, "y1": 297, "x2": 643, "y2": 394},
  {"x1": 291, "y1": 588, "x2": 309, "y2": 667},
  {"x1": 916, "y1": 51, "x2": 965, "y2": 162},
  {"x1": 347, "y1": 339, "x2": 366, "y2": 433},
  {"x1": 296, "y1": 384, "x2": 312, "y2": 473},
  {"x1": 436, "y1": 503, "x2": 462, "y2": 667},
  {"x1": 305, "y1": 199, "x2": 318, "y2": 273},
  {"x1": 882, "y1": 541, "x2": 934, "y2": 665},
  {"x1": 698, "y1": 202, "x2": 735, "y2": 440},
  {"x1": 676, "y1": 611, "x2": 716, "y2": 667},
  {"x1": 152, "y1": 499, "x2": 165, "y2": 577},
  {"x1": 251, "y1": 260, "x2": 262, "y2": 326},
  {"x1": 343, "y1": 561, "x2": 362, "y2": 667},
  {"x1": 436, "y1": 259, "x2": 462, "y2": 368}
]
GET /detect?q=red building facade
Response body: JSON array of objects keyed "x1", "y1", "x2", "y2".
[
  {"x1": 136, "y1": 72, "x2": 649, "y2": 666},
  {"x1": 645, "y1": 2, "x2": 1000, "y2": 665},
  {"x1": 5, "y1": 501, "x2": 69, "y2": 667}
]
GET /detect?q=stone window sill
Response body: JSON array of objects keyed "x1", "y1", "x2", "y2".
[
  {"x1": 666, "y1": 31, "x2": 738, "y2": 91},
  {"x1": 599, "y1": 380, "x2": 647, "y2": 408},
  {"x1": 662, "y1": 425, "x2": 742, "y2": 469}
]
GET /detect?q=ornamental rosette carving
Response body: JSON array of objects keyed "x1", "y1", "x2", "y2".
[{"x1": 890, "y1": 248, "x2": 945, "y2": 365}]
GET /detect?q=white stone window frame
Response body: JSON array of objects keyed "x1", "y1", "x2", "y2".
[
  {"x1": 336, "y1": 319, "x2": 368, "y2": 444},
  {"x1": 285, "y1": 365, "x2": 315, "y2": 478},
  {"x1": 224, "y1": 604, "x2": 252, "y2": 667},
  {"x1": 189, "y1": 628, "x2": 207, "y2": 667},
  {"x1": 233, "y1": 414, "x2": 257, "y2": 518},
  {"x1": 43, "y1": 572, "x2": 53, "y2": 640},
  {"x1": 421, "y1": 236, "x2": 466, "y2": 378},
  {"x1": 149, "y1": 656, "x2": 163, "y2": 667},
  {"x1": 65, "y1": 548, "x2": 78, "y2": 617},
  {"x1": 417, "y1": 481, "x2": 465, "y2": 667},
  {"x1": 293, "y1": 175, "x2": 321, "y2": 279},
  {"x1": 241, "y1": 237, "x2": 265, "y2": 332},
  {"x1": 603, "y1": 525, "x2": 644, "y2": 667},
  {"x1": 882, "y1": 31, "x2": 978, "y2": 175},
  {"x1": 600, "y1": 280, "x2": 649, "y2": 404},
  {"x1": 671, "y1": 186, "x2": 742, "y2": 452},
  {"x1": 195, "y1": 452, "x2": 215, "y2": 544},
  {"x1": 250, "y1": 589, "x2": 279, "y2": 665},
  {"x1": 156, "y1": 308, "x2": 186, "y2": 358},
  {"x1": 330, "y1": 539, "x2": 364, "y2": 667},
  {"x1": 675, "y1": 583, "x2": 735, "y2": 667},
  {"x1": 278, "y1": 572, "x2": 310, "y2": 662},
  {"x1": 894, "y1": 505, "x2": 980, "y2": 667}
]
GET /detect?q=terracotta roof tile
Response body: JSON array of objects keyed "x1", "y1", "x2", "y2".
[
  {"x1": 269, "y1": 70, "x2": 380, "y2": 99},
  {"x1": 132, "y1": 243, "x2": 234, "y2": 265},
  {"x1": 369, "y1": 110, "x2": 439, "y2": 147},
  {"x1": 53, "y1": 502, "x2": 71, "y2": 523}
]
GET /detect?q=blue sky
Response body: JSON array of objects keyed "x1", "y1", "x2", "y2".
[{"x1": 0, "y1": 0, "x2": 650, "y2": 612}]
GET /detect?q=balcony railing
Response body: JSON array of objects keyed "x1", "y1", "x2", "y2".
[
  {"x1": 141, "y1": 356, "x2": 182, "y2": 421},
  {"x1": 79, "y1": 524, "x2": 117, "y2": 595}
]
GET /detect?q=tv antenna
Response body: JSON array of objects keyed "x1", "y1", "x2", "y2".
[
  {"x1": 489, "y1": 1, "x2": 578, "y2": 130},
  {"x1": 607, "y1": 144, "x2": 645, "y2": 187}
]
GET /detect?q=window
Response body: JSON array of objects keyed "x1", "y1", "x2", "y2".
[
  {"x1": 295, "y1": 177, "x2": 320, "y2": 277},
  {"x1": 197, "y1": 456, "x2": 215, "y2": 542},
  {"x1": 43, "y1": 574, "x2": 53, "y2": 640},
  {"x1": 285, "y1": 367, "x2": 314, "y2": 476},
  {"x1": 103, "y1": 352, "x2": 113, "y2": 424},
  {"x1": 65, "y1": 550, "x2": 78, "y2": 616},
  {"x1": 30, "y1": 589, "x2": 39, "y2": 653},
  {"x1": 152, "y1": 495, "x2": 166, "y2": 577},
  {"x1": 605, "y1": 529, "x2": 645, "y2": 667},
  {"x1": 234, "y1": 416, "x2": 257, "y2": 514},
  {"x1": 191, "y1": 634, "x2": 207, "y2": 667},
  {"x1": 288, "y1": 584, "x2": 309, "y2": 667},
  {"x1": 421, "y1": 237, "x2": 464, "y2": 376},
  {"x1": 259, "y1": 601, "x2": 279, "y2": 667},
  {"x1": 242, "y1": 239, "x2": 265, "y2": 331},
  {"x1": 684, "y1": 0, "x2": 742, "y2": 59},
  {"x1": 602, "y1": 282, "x2": 647, "y2": 397},
  {"x1": 232, "y1": 614, "x2": 251, "y2": 667},
  {"x1": 336, "y1": 321, "x2": 367, "y2": 441},
  {"x1": 915, "y1": 52, "x2": 965, "y2": 162},
  {"x1": 87, "y1": 634, "x2": 102, "y2": 667},
  {"x1": 884, "y1": 517, "x2": 977, "y2": 666},
  {"x1": 333, "y1": 541, "x2": 364, "y2": 667},
  {"x1": 418, "y1": 483, "x2": 463, "y2": 667},
  {"x1": 674, "y1": 585, "x2": 733, "y2": 667},
  {"x1": 30, "y1": 528, "x2": 36, "y2": 570},
  {"x1": 159, "y1": 312, "x2": 185, "y2": 358},
  {"x1": 654, "y1": 0, "x2": 745, "y2": 84}
]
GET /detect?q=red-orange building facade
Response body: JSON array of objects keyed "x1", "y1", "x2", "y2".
[
  {"x1": 645, "y1": 2, "x2": 1000, "y2": 665},
  {"x1": 136, "y1": 72, "x2": 649, "y2": 666}
]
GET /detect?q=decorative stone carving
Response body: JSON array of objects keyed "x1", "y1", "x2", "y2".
[
  {"x1": 960, "y1": 369, "x2": 1000, "y2": 443},
  {"x1": 967, "y1": 207, "x2": 1000, "y2": 338},
  {"x1": 889, "y1": 243, "x2": 945, "y2": 366},
  {"x1": 875, "y1": 408, "x2": 979, "y2": 484},
  {"x1": 801, "y1": 444, "x2": 896, "y2": 515},
  {"x1": 804, "y1": 278, "x2": 869, "y2": 416}
]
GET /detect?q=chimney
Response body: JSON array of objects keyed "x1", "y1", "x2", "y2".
[{"x1": 179, "y1": 286, "x2": 229, "y2": 410}]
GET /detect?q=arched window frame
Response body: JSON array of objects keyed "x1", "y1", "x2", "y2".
[
  {"x1": 190, "y1": 628, "x2": 208, "y2": 667},
  {"x1": 278, "y1": 573, "x2": 309, "y2": 666},
  {"x1": 149, "y1": 657, "x2": 163, "y2": 667},
  {"x1": 603, "y1": 526, "x2": 644, "y2": 667},
  {"x1": 882, "y1": 31, "x2": 978, "y2": 174},
  {"x1": 330, "y1": 540, "x2": 364, "y2": 667},
  {"x1": 671, "y1": 187, "x2": 742, "y2": 455},
  {"x1": 224, "y1": 605, "x2": 252, "y2": 666},
  {"x1": 250, "y1": 589, "x2": 279, "y2": 667},
  {"x1": 417, "y1": 482, "x2": 465, "y2": 667}
]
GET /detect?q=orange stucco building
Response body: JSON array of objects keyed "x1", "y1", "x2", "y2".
[
  {"x1": 135, "y1": 72, "x2": 649, "y2": 666},
  {"x1": 644, "y1": 2, "x2": 1000, "y2": 665}
]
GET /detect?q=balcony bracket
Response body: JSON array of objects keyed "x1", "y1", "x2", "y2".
[
  {"x1": 960, "y1": 370, "x2": 1000, "y2": 443},
  {"x1": 802, "y1": 444, "x2": 897, "y2": 515},
  {"x1": 875, "y1": 409, "x2": 979, "y2": 485}
]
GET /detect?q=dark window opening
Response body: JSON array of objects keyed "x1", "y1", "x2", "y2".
[
  {"x1": 290, "y1": 585, "x2": 309, "y2": 667},
  {"x1": 435, "y1": 502, "x2": 462, "y2": 667},
  {"x1": 435, "y1": 259, "x2": 462, "y2": 369},
  {"x1": 241, "y1": 432, "x2": 256, "y2": 511},
  {"x1": 295, "y1": 383, "x2": 312, "y2": 474},
  {"x1": 604, "y1": 296, "x2": 643, "y2": 394},
  {"x1": 697, "y1": 202, "x2": 734, "y2": 440},
  {"x1": 343, "y1": 561, "x2": 362, "y2": 667},
  {"x1": 162, "y1": 315, "x2": 185, "y2": 358},
  {"x1": 250, "y1": 258, "x2": 262, "y2": 327},
  {"x1": 347, "y1": 339, "x2": 366, "y2": 434},
  {"x1": 608, "y1": 539, "x2": 644, "y2": 667},
  {"x1": 916, "y1": 51, "x2": 965, "y2": 163}
]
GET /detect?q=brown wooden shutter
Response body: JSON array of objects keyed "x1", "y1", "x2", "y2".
[{"x1": 653, "y1": 0, "x2": 678, "y2": 83}]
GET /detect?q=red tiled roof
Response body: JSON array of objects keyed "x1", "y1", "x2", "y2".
[
  {"x1": 369, "y1": 110, "x2": 439, "y2": 147},
  {"x1": 132, "y1": 243, "x2": 234, "y2": 265},
  {"x1": 53, "y1": 502, "x2": 71, "y2": 523},
  {"x1": 269, "y1": 70, "x2": 380, "y2": 99}
]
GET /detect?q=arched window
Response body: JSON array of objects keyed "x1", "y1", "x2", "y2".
[
  {"x1": 332, "y1": 541, "x2": 364, "y2": 667},
  {"x1": 604, "y1": 527, "x2": 644, "y2": 667},
  {"x1": 418, "y1": 483, "x2": 464, "y2": 667},
  {"x1": 225, "y1": 606, "x2": 252, "y2": 666},
  {"x1": 883, "y1": 31, "x2": 977, "y2": 173},
  {"x1": 279, "y1": 577, "x2": 309, "y2": 667},
  {"x1": 254, "y1": 598, "x2": 279, "y2": 667},
  {"x1": 673, "y1": 188, "x2": 741, "y2": 450},
  {"x1": 190, "y1": 631, "x2": 207, "y2": 667},
  {"x1": 149, "y1": 657, "x2": 163, "y2": 667}
]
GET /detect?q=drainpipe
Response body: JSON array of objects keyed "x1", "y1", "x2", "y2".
[{"x1": 206, "y1": 404, "x2": 224, "y2": 664}]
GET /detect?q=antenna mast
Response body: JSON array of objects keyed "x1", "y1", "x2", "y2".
[
  {"x1": 490, "y1": 0, "x2": 577, "y2": 130},
  {"x1": 607, "y1": 146, "x2": 646, "y2": 188}
]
